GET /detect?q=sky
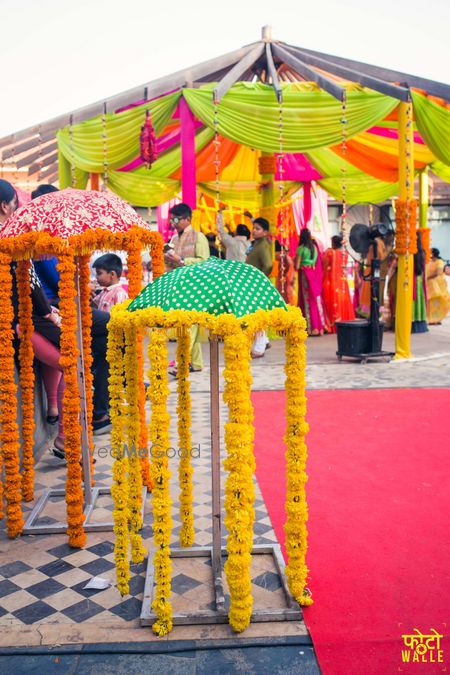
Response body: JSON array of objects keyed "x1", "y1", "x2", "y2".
[{"x1": 0, "y1": 0, "x2": 449, "y2": 138}]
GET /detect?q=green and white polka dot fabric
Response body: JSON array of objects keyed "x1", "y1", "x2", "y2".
[{"x1": 128, "y1": 257, "x2": 287, "y2": 318}]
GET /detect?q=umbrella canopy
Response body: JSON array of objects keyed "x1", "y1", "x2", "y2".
[
  {"x1": 128, "y1": 257, "x2": 286, "y2": 318},
  {"x1": 0, "y1": 188, "x2": 150, "y2": 239}
]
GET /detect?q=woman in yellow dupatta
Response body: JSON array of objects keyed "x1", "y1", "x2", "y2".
[{"x1": 426, "y1": 248, "x2": 450, "y2": 324}]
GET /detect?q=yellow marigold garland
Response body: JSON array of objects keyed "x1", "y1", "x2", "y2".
[
  {"x1": 127, "y1": 235, "x2": 152, "y2": 491},
  {"x1": 147, "y1": 328, "x2": 173, "y2": 636},
  {"x1": 124, "y1": 319, "x2": 147, "y2": 564},
  {"x1": 16, "y1": 260, "x2": 35, "y2": 502},
  {"x1": 57, "y1": 254, "x2": 86, "y2": 548},
  {"x1": 78, "y1": 255, "x2": 95, "y2": 484},
  {"x1": 223, "y1": 328, "x2": 255, "y2": 633},
  {"x1": 283, "y1": 314, "x2": 313, "y2": 606},
  {"x1": 0, "y1": 256, "x2": 23, "y2": 536},
  {"x1": 176, "y1": 328, "x2": 194, "y2": 547},
  {"x1": 108, "y1": 315, "x2": 131, "y2": 595}
]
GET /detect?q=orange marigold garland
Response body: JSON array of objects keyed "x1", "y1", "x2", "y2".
[
  {"x1": 57, "y1": 254, "x2": 86, "y2": 548},
  {"x1": 127, "y1": 233, "x2": 152, "y2": 490},
  {"x1": 78, "y1": 255, "x2": 95, "y2": 484},
  {"x1": 16, "y1": 260, "x2": 35, "y2": 502},
  {"x1": 395, "y1": 199, "x2": 417, "y2": 255},
  {"x1": 0, "y1": 256, "x2": 24, "y2": 536},
  {"x1": 420, "y1": 227, "x2": 431, "y2": 263}
]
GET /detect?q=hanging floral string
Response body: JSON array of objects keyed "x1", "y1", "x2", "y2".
[
  {"x1": 140, "y1": 110, "x2": 158, "y2": 168},
  {"x1": 108, "y1": 316, "x2": 130, "y2": 595},
  {"x1": 223, "y1": 326, "x2": 255, "y2": 633},
  {"x1": 147, "y1": 327, "x2": 173, "y2": 636},
  {"x1": 283, "y1": 314, "x2": 313, "y2": 606},
  {"x1": 124, "y1": 319, "x2": 147, "y2": 564},
  {"x1": 78, "y1": 255, "x2": 95, "y2": 482},
  {"x1": 16, "y1": 260, "x2": 35, "y2": 501},
  {"x1": 0, "y1": 256, "x2": 23, "y2": 536},
  {"x1": 126, "y1": 233, "x2": 152, "y2": 490},
  {"x1": 176, "y1": 328, "x2": 194, "y2": 547},
  {"x1": 57, "y1": 254, "x2": 86, "y2": 548}
]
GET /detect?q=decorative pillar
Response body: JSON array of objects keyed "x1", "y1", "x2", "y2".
[
  {"x1": 179, "y1": 97, "x2": 197, "y2": 210},
  {"x1": 419, "y1": 168, "x2": 431, "y2": 262},
  {"x1": 259, "y1": 153, "x2": 276, "y2": 231},
  {"x1": 394, "y1": 101, "x2": 415, "y2": 360}
]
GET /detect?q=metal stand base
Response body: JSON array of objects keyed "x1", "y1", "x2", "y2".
[
  {"x1": 337, "y1": 350, "x2": 394, "y2": 363},
  {"x1": 140, "y1": 544, "x2": 302, "y2": 626},
  {"x1": 23, "y1": 486, "x2": 147, "y2": 535}
]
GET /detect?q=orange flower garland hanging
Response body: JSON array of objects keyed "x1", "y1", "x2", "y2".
[
  {"x1": 0, "y1": 255, "x2": 24, "y2": 536},
  {"x1": 16, "y1": 260, "x2": 36, "y2": 502},
  {"x1": 57, "y1": 254, "x2": 86, "y2": 548},
  {"x1": 395, "y1": 199, "x2": 418, "y2": 255}
]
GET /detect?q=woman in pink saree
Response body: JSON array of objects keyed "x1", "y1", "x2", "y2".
[{"x1": 294, "y1": 228, "x2": 328, "y2": 335}]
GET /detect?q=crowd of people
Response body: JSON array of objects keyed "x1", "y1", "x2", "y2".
[{"x1": 1, "y1": 180, "x2": 449, "y2": 463}]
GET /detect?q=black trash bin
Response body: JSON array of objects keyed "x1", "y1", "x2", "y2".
[{"x1": 335, "y1": 319, "x2": 384, "y2": 358}]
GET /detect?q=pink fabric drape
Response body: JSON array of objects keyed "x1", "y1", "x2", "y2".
[
  {"x1": 292, "y1": 183, "x2": 331, "y2": 252},
  {"x1": 157, "y1": 198, "x2": 179, "y2": 242},
  {"x1": 180, "y1": 97, "x2": 197, "y2": 209}
]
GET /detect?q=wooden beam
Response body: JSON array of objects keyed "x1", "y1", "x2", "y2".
[
  {"x1": 38, "y1": 164, "x2": 59, "y2": 181},
  {"x1": 265, "y1": 44, "x2": 282, "y2": 101},
  {"x1": 1, "y1": 130, "x2": 56, "y2": 159},
  {"x1": 213, "y1": 43, "x2": 264, "y2": 101},
  {"x1": 284, "y1": 45, "x2": 410, "y2": 101},
  {"x1": 28, "y1": 152, "x2": 58, "y2": 176},
  {"x1": 15, "y1": 142, "x2": 58, "y2": 170},
  {"x1": 291, "y1": 44, "x2": 450, "y2": 101},
  {"x1": 0, "y1": 43, "x2": 260, "y2": 149},
  {"x1": 272, "y1": 44, "x2": 345, "y2": 100}
]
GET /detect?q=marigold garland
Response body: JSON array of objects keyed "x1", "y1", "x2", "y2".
[
  {"x1": 395, "y1": 199, "x2": 418, "y2": 255},
  {"x1": 176, "y1": 328, "x2": 194, "y2": 548},
  {"x1": 124, "y1": 320, "x2": 147, "y2": 564},
  {"x1": 223, "y1": 328, "x2": 255, "y2": 633},
  {"x1": 0, "y1": 257, "x2": 23, "y2": 536},
  {"x1": 127, "y1": 236, "x2": 152, "y2": 491},
  {"x1": 78, "y1": 255, "x2": 95, "y2": 484},
  {"x1": 57, "y1": 254, "x2": 86, "y2": 548},
  {"x1": 147, "y1": 328, "x2": 173, "y2": 636},
  {"x1": 107, "y1": 316, "x2": 130, "y2": 595},
  {"x1": 283, "y1": 316, "x2": 313, "y2": 606},
  {"x1": 420, "y1": 227, "x2": 431, "y2": 263},
  {"x1": 16, "y1": 260, "x2": 35, "y2": 502},
  {"x1": 108, "y1": 304, "x2": 311, "y2": 633}
]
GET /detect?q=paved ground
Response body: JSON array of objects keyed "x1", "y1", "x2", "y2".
[{"x1": 0, "y1": 318, "x2": 448, "y2": 673}]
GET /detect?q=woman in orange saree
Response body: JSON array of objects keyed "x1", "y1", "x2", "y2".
[{"x1": 322, "y1": 235, "x2": 355, "y2": 333}]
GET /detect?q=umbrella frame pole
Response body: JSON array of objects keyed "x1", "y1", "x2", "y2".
[{"x1": 209, "y1": 336, "x2": 225, "y2": 611}]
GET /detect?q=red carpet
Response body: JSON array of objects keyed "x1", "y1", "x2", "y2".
[{"x1": 252, "y1": 389, "x2": 450, "y2": 674}]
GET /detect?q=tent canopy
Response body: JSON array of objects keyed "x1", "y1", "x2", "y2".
[{"x1": 1, "y1": 27, "x2": 449, "y2": 204}]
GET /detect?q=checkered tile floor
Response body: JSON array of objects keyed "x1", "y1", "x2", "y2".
[{"x1": 0, "y1": 382, "x2": 283, "y2": 630}]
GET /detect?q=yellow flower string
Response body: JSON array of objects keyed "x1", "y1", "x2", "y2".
[
  {"x1": 57, "y1": 254, "x2": 86, "y2": 548},
  {"x1": 16, "y1": 260, "x2": 35, "y2": 502},
  {"x1": 223, "y1": 327, "x2": 255, "y2": 633},
  {"x1": 283, "y1": 310, "x2": 313, "y2": 606},
  {"x1": 107, "y1": 315, "x2": 130, "y2": 596},
  {"x1": 124, "y1": 319, "x2": 147, "y2": 564},
  {"x1": 176, "y1": 328, "x2": 194, "y2": 547},
  {"x1": 147, "y1": 328, "x2": 173, "y2": 636},
  {"x1": 78, "y1": 255, "x2": 95, "y2": 484},
  {"x1": 0, "y1": 256, "x2": 23, "y2": 536}
]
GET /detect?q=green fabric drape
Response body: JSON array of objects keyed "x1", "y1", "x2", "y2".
[
  {"x1": 199, "y1": 181, "x2": 299, "y2": 210},
  {"x1": 431, "y1": 161, "x2": 450, "y2": 183},
  {"x1": 183, "y1": 83, "x2": 398, "y2": 153},
  {"x1": 58, "y1": 91, "x2": 180, "y2": 181},
  {"x1": 107, "y1": 171, "x2": 180, "y2": 207},
  {"x1": 58, "y1": 149, "x2": 89, "y2": 189},
  {"x1": 412, "y1": 92, "x2": 450, "y2": 167},
  {"x1": 308, "y1": 147, "x2": 400, "y2": 203}
]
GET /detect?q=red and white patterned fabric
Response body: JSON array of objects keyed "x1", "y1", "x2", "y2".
[{"x1": 0, "y1": 188, "x2": 150, "y2": 239}]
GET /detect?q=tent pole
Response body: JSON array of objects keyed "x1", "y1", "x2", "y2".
[{"x1": 394, "y1": 101, "x2": 415, "y2": 359}]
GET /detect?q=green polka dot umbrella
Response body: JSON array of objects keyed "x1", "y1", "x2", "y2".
[{"x1": 128, "y1": 257, "x2": 286, "y2": 317}]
